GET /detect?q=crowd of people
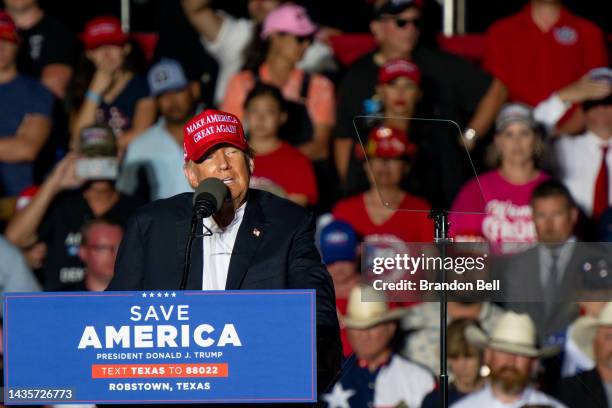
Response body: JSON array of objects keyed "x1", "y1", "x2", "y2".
[{"x1": 1, "y1": 0, "x2": 612, "y2": 406}]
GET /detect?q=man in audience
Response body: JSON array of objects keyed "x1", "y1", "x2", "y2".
[
  {"x1": 333, "y1": 0, "x2": 498, "y2": 185},
  {"x1": 484, "y1": 0, "x2": 608, "y2": 133},
  {"x1": 560, "y1": 302, "x2": 612, "y2": 408},
  {"x1": 502, "y1": 180, "x2": 581, "y2": 344},
  {"x1": 0, "y1": 11, "x2": 53, "y2": 198},
  {"x1": 554, "y1": 74, "x2": 612, "y2": 223},
  {"x1": 5, "y1": 126, "x2": 140, "y2": 291},
  {"x1": 0, "y1": 234, "x2": 41, "y2": 311},
  {"x1": 117, "y1": 59, "x2": 197, "y2": 201},
  {"x1": 4, "y1": 0, "x2": 76, "y2": 98},
  {"x1": 323, "y1": 285, "x2": 434, "y2": 408},
  {"x1": 453, "y1": 312, "x2": 565, "y2": 407},
  {"x1": 77, "y1": 218, "x2": 123, "y2": 292}
]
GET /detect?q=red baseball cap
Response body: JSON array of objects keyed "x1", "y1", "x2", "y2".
[
  {"x1": 183, "y1": 109, "x2": 248, "y2": 162},
  {"x1": 378, "y1": 59, "x2": 421, "y2": 86},
  {"x1": 83, "y1": 16, "x2": 127, "y2": 50},
  {"x1": 0, "y1": 11, "x2": 18, "y2": 44},
  {"x1": 356, "y1": 126, "x2": 418, "y2": 160}
]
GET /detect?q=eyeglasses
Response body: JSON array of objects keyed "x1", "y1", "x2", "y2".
[{"x1": 382, "y1": 16, "x2": 421, "y2": 29}]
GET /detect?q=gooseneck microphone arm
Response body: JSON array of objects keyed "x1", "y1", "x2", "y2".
[{"x1": 179, "y1": 178, "x2": 228, "y2": 290}]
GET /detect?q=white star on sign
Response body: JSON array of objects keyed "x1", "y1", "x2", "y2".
[
  {"x1": 164, "y1": 292, "x2": 169, "y2": 298},
  {"x1": 171, "y1": 292, "x2": 176, "y2": 297},
  {"x1": 322, "y1": 383, "x2": 355, "y2": 408},
  {"x1": 142, "y1": 293, "x2": 147, "y2": 298},
  {"x1": 157, "y1": 292, "x2": 162, "y2": 298},
  {"x1": 149, "y1": 292, "x2": 155, "y2": 298}
]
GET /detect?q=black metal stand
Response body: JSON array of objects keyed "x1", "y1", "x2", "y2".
[{"x1": 429, "y1": 209, "x2": 452, "y2": 408}]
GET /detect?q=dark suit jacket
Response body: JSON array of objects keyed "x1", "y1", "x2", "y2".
[
  {"x1": 107, "y1": 189, "x2": 342, "y2": 399},
  {"x1": 558, "y1": 369, "x2": 608, "y2": 408}
]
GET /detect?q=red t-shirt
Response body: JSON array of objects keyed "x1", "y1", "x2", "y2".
[
  {"x1": 251, "y1": 141, "x2": 318, "y2": 205},
  {"x1": 332, "y1": 193, "x2": 434, "y2": 243},
  {"x1": 484, "y1": 4, "x2": 608, "y2": 106}
]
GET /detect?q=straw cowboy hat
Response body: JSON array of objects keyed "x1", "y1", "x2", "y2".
[
  {"x1": 465, "y1": 311, "x2": 560, "y2": 358},
  {"x1": 341, "y1": 285, "x2": 408, "y2": 329},
  {"x1": 570, "y1": 302, "x2": 612, "y2": 362}
]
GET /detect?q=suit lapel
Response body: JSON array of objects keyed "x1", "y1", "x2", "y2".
[
  {"x1": 225, "y1": 192, "x2": 267, "y2": 290},
  {"x1": 175, "y1": 196, "x2": 203, "y2": 290}
]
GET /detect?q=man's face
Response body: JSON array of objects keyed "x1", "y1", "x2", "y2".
[
  {"x1": 327, "y1": 261, "x2": 357, "y2": 284},
  {"x1": 585, "y1": 104, "x2": 612, "y2": 131},
  {"x1": 78, "y1": 224, "x2": 123, "y2": 281},
  {"x1": 365, "y1": 157, "x2": 407, "y2": 189},
  {"x1": 0, "y1": 39, "x2": 18, "y2": 70},
  {"x1": 371, "y1": 8, "x2": 421, "y2": 57},
  {"x1": 158, "y1": 88, "x2": 195, "y2": 125},
  {"x1": 347, "y1": 321, "x2": 396, "y2": 362},
  {"x1": 486, "y1": 348, "x2": 534, "y2": 396},
  {"x1": 248, "y1": 0, "x2": 281, "y2": 24},
  {"x1": 4, "y1": 0, "x2": 37, "y2": 13},
  {"x1": 184, "y1": 145, "x2": 254, "y2": 209},
  {"x1": 594, "y1": 326, "x2": 612, "y2": 371},
  {"x1": 532, "y1": 195, "x2": 577, "y2": 244}
]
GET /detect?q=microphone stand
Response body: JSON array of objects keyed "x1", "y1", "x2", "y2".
[
  {"x1": 429, "y1": 208, "x2": 452, "y2": 408},
  {"x1": 180, "y1": 213, "x2": 200, "y2": 290}
]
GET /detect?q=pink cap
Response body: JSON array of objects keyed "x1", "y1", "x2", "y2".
[
  {"x1": 183, "y1": 109, "x2": 248, "y2": 162},
  {"x1": 378, "y1": 59, "x2": 421, "y2": 85},
  {"x1": 261, "y1": 4, "x2": 317, "y2": 39}
]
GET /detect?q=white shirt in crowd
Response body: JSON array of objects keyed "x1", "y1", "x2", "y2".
[
  {"x1": 201, "y1": 203, "x2": 246, "y2": 290},
  {"x1": 117, "y1": 119, "x2": 194, "y2": 201},
  {"x1": 451, "y1": 383, "x2": 567, "y2": 408},
  {"x1": 200, "y1": 12, "x2": 337, "y2": 104}
]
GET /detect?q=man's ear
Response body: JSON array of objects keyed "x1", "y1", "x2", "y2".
[
  {"x1": 78, "y1": 245, "x2": 87, "y2": 263},
  {"x1": 189, "y1": 81, "x2": 201, "y2": 100},
  {"x1": 370, "y1": 20, "x2": 383, "y2": 41},
  {"x1": 280, "y1": 111, "x2": 288, "y2": 125},
  {"x1": 248, "y1": 156, "x2": 255, "y2": 174},
  {"x1": 183, "y1": 162, "x2": 199, "y2": 189}
]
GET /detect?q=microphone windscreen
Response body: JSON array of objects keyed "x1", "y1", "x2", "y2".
[{"x1": 193, "y1": 178, "x2": 229, "y2": 212}]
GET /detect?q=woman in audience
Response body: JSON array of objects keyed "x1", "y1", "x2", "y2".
[
  {"x1": 421, "y1": 319, "x2": 486, "y2": 407},
  {"x1": 68, "y1": 16, "x2": 155, "y2": 152},
  {"x1": 244, "y1": 83, "x2": 317, "y2": 207},
  {"x1": 221, "y1": 4, "x2": 335, "y2": 162},
  {"x1": 450, "y1": 103, "x2": 549, "y2": 254}
]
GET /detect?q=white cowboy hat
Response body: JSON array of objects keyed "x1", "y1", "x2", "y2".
[
  {"x1": 569, "y1": 302, "x2": 612, "y2": 362},
  {"x1": 341, "y1": 285, "x2": 408, "y2": 329},
  {"x1": 465, "y1": 311, "x2": 560, "y2": 358}
]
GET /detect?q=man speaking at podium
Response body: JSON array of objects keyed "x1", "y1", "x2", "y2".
[{"x1": 107, "y1": 109, "x2": 341, "y2": 397}]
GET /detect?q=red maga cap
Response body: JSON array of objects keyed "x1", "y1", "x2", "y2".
[
  {"x1": 378, "y1": 59, "x2": 421, "y2": 86},
  {"x1": 356, "y1": 126, "x2": 418, "y2": 160},
  {"x1": 83, "y1": 16, "x2": 127, "y2": 50},
  {"x1": 183, "y1": 109, "x2": 248, "y2": 162},
  {"x1": 0, "y1": 12, "x2": 18, "y2": 44}
]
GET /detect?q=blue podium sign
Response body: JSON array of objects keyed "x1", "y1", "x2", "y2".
[{"x1": 3, "y1": 290, "x2": 316, "y2": 405}]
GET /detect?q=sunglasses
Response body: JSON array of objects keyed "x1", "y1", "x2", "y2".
[{"x1": 382, "y1": 16, "x2": 422, "y2": 29}]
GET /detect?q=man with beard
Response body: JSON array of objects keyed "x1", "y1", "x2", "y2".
[
  {"x1": 117, "y1": 59, "x2": 199, "y2": 201},
  {"x1": 559, "y1": 302, "x2": 612, "y2": 407},
  {"x1": 453, "y1": 311, "x2": 566, "y2": 407}
]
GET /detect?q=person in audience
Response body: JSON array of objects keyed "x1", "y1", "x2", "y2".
[
  {"x1": 180, "y1": 0, "x2": 335, "y2": 104},
  {"x1": 0, "y1": 11, "x2": 53, "y2": 199},
  {"x1": 319, "y1": 219, "x2": 360, "y2": 357},
  {"x1": 0, "y1": 234, "x2": 41, "y2": 310},
  {"x1": 560, "y1": 302, "x2": 612, "y2": 408},
  {"x1": 77, "y1": 218, "x2": 123, "y2": 292},
  {"x1": 422, "y1": 319, "x2": 487, "y2": 408},
  {"x1": 4, "y1": 0, "x2": 76, "y2": 99},
  {"x1": 334, "y1": 0, "x2": 499, "y2": 185},
  {"x1": 403, "y1": 300, "x2": 503, "y2": 375},
  {"x1": 323, "y1": 285, "x2": 434, "y2": 408},
  {"x1": 483, "y1": 0, "x2": 608, "y2": 132},
  {"x1": 345, "y1": 58, "x2": 467, "y2": 207},
  {"x1": 4, "y1": 125, "x2": 140, "y2": 291},
  {"x1": 554, "y1": 70, "x2": 612, "y2": 224},
  {"x1": 117, "y1": 59, "x2": 197, "y2": 201},
  {"x1": 68, "y1": 16, "x2": 156, "y2": 151},
  {"x1": 245, "y1": 83, "x2": 317, "y2": 207},
  {"x1": 452, "y1": 312, "x2": 565, "y2": 407},
  {"x1": 332, "y1": 123, "x2": 433, "y2": 244},
  {"x1": 221, "y1": 4, "x2": 335, "y2": 162},
  {"x1": 450, "y1": 103, "x2": 549, "y2": 254}
]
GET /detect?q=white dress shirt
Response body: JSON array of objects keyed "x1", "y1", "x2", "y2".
[
  {"x1": 451, "y1": 383, "x2": 567, "y2": 408},
  {"x1": 201, "y1": 203, "x2": 246, "y2": 290},
  {"x1": 555, "y1": 131, "x2": 612, "y2": 217}
]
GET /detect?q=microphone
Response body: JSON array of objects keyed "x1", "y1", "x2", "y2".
[
  {"x1": 193, "y1": 178, "x2": 229, "y2": 219},
  {"x1": 180, "y1": 178, "x2": 229, "y2": 290}
]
